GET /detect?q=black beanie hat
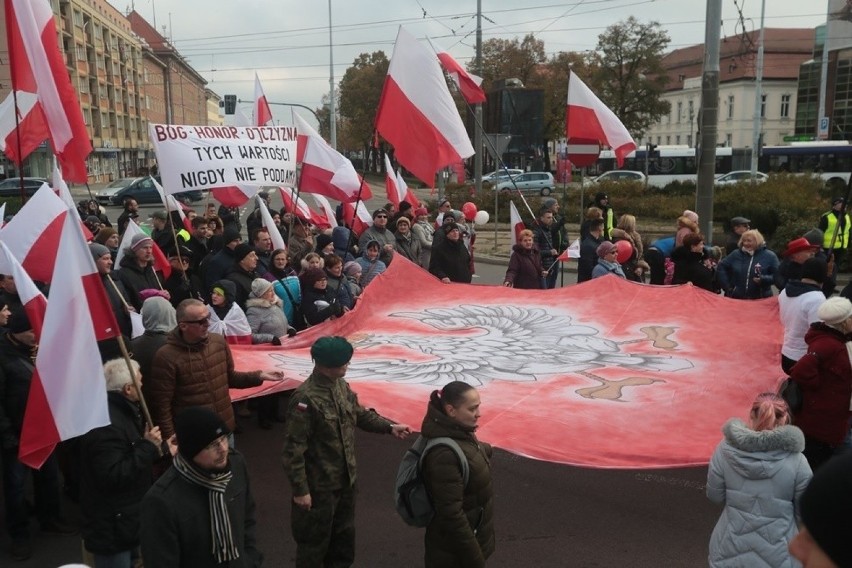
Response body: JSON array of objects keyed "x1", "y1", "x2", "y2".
[
  {"x1": 799, "y1": 451, "x2": 852, "y2": 567},
  {"x1": 6, "y1": 308, "x2": 32, "y2": 334},
  {"x1": 223, "y1": 226, "x2": 241, "y2": 244},
  {"x1": 175, "y1": 407, "x2": 230, "y2": 459},
  {"x1": 233, "y1": 243, "x2": 254, "y2": 262}
]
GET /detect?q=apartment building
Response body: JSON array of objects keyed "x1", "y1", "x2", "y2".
[{"x1": 645, "y1": 28, "x2": 815, "y2": 149}]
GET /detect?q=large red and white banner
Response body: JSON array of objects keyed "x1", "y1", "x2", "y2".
[
  {"x1": 229, "y1": 257, "x2": 785, "y2": 469},
  {"x1": 148, "y1": 124, "x2": 297, "y2": 193}
]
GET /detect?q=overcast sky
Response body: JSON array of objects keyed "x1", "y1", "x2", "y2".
[{"x1": 109, "y1": 0, "x2": 829, "y2": 125}]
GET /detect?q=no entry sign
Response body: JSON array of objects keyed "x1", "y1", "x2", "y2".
[{"x1": 566, "y1": 137, "x2": 601, "y2": 167}]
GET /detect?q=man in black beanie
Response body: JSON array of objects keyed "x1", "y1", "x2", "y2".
[
  {"x1": 141, "y1": 406, "x2": 262, "y2": 567},
  {"x1": 789, "y1": 451, "x2": 852, "y2": 566},
  {"x1": 283, "y1": 336, "x2": 411, "y2": 567}
]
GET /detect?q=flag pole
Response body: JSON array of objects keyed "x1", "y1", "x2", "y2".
[{"x1": 156, "y1": 176, "x2": 189, "y2": 287}]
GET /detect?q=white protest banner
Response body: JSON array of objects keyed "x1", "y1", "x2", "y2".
[{"x1": 148, "y1": 123, "x2": 297, "y2": 193}]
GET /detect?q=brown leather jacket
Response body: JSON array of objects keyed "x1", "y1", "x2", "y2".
[{"x1": 148, "y1": 328, "x2": 262, "y2": 438}]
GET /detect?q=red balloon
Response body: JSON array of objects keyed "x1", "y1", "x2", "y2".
[
  {"x1": 461, "y1": 202, "x2": 478, "y2": 222},
  {"x1": 615, "y1": 240, "x2": 634, "y2": 264}
]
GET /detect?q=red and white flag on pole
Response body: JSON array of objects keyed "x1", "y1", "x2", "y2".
[
  {"x1": 211, "y1": 105, "x2": 257, "y2": 206},
  {"x1": 557, "y1": 238, "x2": 581, "y2": 261},
  {"x1": 52, "y1": 163, "x2": 74, "y2": 209},
  {"x1": 18, "y1": 212, "x2": 119, "y2": 469},
  {"x1": 0, "y1": 182, "x2": 67, "y2": 282},
  {"x1": 428, "y1": 37, "x2": 487, "y2": 104},
  {"x1": 116, "y1": 219, "x2": 172, "y2": 279},
  {"x1": 340, "y1": 200, "x2": 373, "y2": 237},
  {"x1": 0, "y1": 241, "x2": 47, "y2": 338},
  {"x1": 566, "y1": 70, "x2": 636, "y2": 167},
  {"x1": 280, "y1": 186, "x2": 327, "y2": 228},
  {"x1": 310, "y1": 194, "x2": 338, "y2": 229},
  {"x1": 509, "y1": 201, "x2": 525, "y2": 247},
  {"x1": 375, "y1": 27, "x2": 475, "y2": 187},
  {"x1": 0, "y1": 90, "x2": 40, "y2": 155},
  {"x1": 152, "y1": 177, "x2": 191, "y2": 233},
  {"x1": 4, "y1": 0, "x2": 92, "y2": 182},
  {"x1": 383, "y1": 153, "x2": 420, "y2": 209},
  {"x1": 256, "y1": 194, "x2": 286, "y2": 251},
  {"x1": 294, "y1": 113, "x2": 369, "y2": 202},
  {"x1": 254, "y1": 73, "x2": 273, "y2": 127}
]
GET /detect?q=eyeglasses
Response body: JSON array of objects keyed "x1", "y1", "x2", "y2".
[
  {"x1": 182, "y1": 317, "x2": 210, "y2": 326},
  {"x1": 375, "y1": 214, "x2": 388, "y2": 219}
]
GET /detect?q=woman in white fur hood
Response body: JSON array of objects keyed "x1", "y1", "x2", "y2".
[{"x1": 706, "y1": 392, "x2": 812, "y2": 567}]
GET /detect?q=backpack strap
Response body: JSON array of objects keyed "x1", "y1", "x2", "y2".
[{"x1": 419, "y1": 437, "x2": 469, "y2": 487}]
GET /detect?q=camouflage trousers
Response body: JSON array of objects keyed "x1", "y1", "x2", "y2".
[{"x1": 291, "y1": 485, "x2": 357, "y2": 568}]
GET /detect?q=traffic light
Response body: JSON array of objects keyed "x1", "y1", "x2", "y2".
[
  {"x1": 646, "y1": 143, "x2": 659, "y2": 160},
  {"x1": 223, "y1": 94, "x2": 237, "y2": 115}
]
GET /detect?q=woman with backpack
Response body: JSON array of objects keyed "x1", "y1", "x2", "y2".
[{"x1": 420, "y1": 381, "x2": 494, "y2": 568}]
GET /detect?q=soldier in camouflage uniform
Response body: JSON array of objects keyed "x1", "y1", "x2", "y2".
[{"x1": 282, "y1": 336, "x2": 411, "y2": 567}]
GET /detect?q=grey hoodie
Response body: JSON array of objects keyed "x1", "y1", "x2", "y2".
[{"x1": 706, "y1": 419, "x2": 812, "y2": 567}]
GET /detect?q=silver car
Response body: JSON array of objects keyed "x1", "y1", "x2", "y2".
[{"x1": 495, "y1": 172, "x2": 556, "y2": 196}]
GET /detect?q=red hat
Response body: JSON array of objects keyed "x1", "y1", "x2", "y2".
[{"x1": 782, "y1": 237, "x2": 819, "y2": 258}]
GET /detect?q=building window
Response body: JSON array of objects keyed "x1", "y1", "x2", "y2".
[
  {"x1": 73, "y1": 10, "x2": 83, "y2": 27},
  {"x1": 760, "y1": 94, "x2": 767, "y2": 118},
  {"x1": 79, "y1": 79, "x2": 89, "y2": 94},
  {"x1": 666, "y1": 135, "x2": 671, "y2": 144},
  {"x1": 727, "y1": 95, "x2": 734, "y2": 119},
  {"x1": 688, "y1": 99, "x2": 694, "y2": 121},
  {"x1": 75, "y1": 44, "x2": 86, "y2": 61},
  {"x1": 145, "y1": 96, "x2": 151, "y2": 110},
  {"x1": 83, "y1": 108, "x2": 91, "y2": 125},
  {"x1": 726, "y1": 133, "x2": 732, "y2": 146},
  {"x1": 687, "y1": 134, "x2": 692, "y2": 147},
  {"x1": 780, "y1": 94, "x2": 791, "y2": 118},
  {"x1": 656, "y1": 136, "x2": 661, "y2": 144},
  {"x1": 676, "y1": 135, "x2": 681, "y2": 144},
  {"x1": 677, "y1": 101, "x2": 683, "y2": 123}
]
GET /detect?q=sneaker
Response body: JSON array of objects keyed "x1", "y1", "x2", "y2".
[
  {"x1": 10, "y1": 540, "x2": 32, "y2": 561},
  {"x1": 40, "y1": 518, "x2": 77, "y2": 535}
]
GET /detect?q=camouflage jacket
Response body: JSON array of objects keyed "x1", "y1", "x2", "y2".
[{"x1": 282, "y1": 370, "x2": 393, "y2": 495}]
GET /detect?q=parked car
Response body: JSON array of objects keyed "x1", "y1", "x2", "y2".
[
  {"x1": 494, "y1": 172, "x2": 556, "y2": 196},
  {"x1": 482, "y1": 168, "x2": 524, "y2": 183},
  {"x1": 588, "y1": 170, "x2": 647, "y2": 185},
  {"x1": 105, "y1": 176, "x2": 203, "y2": 206},
  {"x1": 95, "y1": 177, "x2": 140, "y2": 205},
  {"x1": 714, "y1": 170, "x2": 768, "y2": 185},
  {"x1": 0, "y1": 177, "x2": 50, "y2": 198}
]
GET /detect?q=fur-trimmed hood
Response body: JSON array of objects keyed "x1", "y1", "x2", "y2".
[
  {"x1": 245, "y1": 296, "x2": 282, "y2": 310},
  {"x1": 720, "y1": 419, "x2": 805, "y2": 480},
  {"x1": 677, "y1": 215, "x2": 699, "y2": 232}
]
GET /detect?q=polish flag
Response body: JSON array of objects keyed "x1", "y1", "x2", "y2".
[
  {"x1": 294, "y1": 113, "x2": 369, "y2": 202},
  {"x1": 384, "y1": 153, "x2": 420, "y2": 209},
  {"x1": 0, "y1": 241, "x2": 47, "y2": 338},
  {"x1": 340, "y1": 200, "x2": 373, "y2": 237},
  {"x1": 115, "y1": 219, "x2": 172, "y2": 280},
  {"x1": 0, "y1": 182, "x2": 67, "y2": 282},
  {"x1": 152, "y1": 177, "x2": 191, "y2": 233},
  {"x1": 428, "y1": 37, "x2": 486, "y2": 104},
  {"x1": 509, "y1": 201, "x2": 525, "y2": 247},
  {"x1": 0, "y1": 90, "x2": 40, "y2": 154},
  {"x1": 280, "y1": 186, "x2": 327, "y2": 228},
  {"x1": 310, "y1": 194, "x2": 338, "y2": 229},
  {"x1": 254, "y1": 73, "x2": 273, "y2": 127},
  {"x1": 255, "y1": 194, "x2": 286, "y2": 251},
  {"x1": 375, "y1": 27, "x2": 474, "y2": 187},
  {"x1": 52, "y1": 164, "x2": 74, "y2": 209},
  {"x1": 18, "y1": 212, "x2": 119, "y2": 468},
  {"x1": 566, "y1": 70, "x2": 636, "y2": 167},
  {"x1": 208, "y1": 303, "x2": 253, "y2": 345},
  {"x1": 557, "y1": 238, "x2": 582, "y2": 261},
  {"x1": 211, "y1": 184, "x2": 257, "y2": 207},
  {"x1": 5, "y1": 0, "x2": 92, "y2": 182}
]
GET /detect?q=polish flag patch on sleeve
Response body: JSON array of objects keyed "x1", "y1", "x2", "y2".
[{"x1": 296, "y1": 402, "x2": 309, "y2": 413}]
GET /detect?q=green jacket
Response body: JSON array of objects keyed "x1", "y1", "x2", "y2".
[{"x1": 282, "y1": 370, "x2": 393, "y2": 496}]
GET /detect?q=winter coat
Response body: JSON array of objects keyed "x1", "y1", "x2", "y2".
[
  {"x1": 717, "y1": 245, "x2": 779, "y2": 299},
  {"x1": 148, "y1": 328, "x2": 263, "y2": 438},
  {"x1": 245, "y1": 297, "x2": 289, "y2": 342},
  {"x1": 504, "y1": 244, "x2": 543, "y2": 289},
  {"x1": 225, "y1": 265, "x2": 258, "y2": 310},
  {"x1": 577, "y1": 234, "x2": 604, "y2": 283},
  {"x1": 592, "y1": 258, "x2": 626, "y2": 279},
  {"x1": 116, "y1": 253, "x2": 163, "y2": 310},
  {"x1": 301, "y1": 285, "x2": 344, "y2": 326},
  {"x1": 354, "y1": 256, "x2": 387, "y2": 288},
  {"x1": 533, "y1": 223, "x2": 557, "y2": 266},
  {"x1": 790, "y1": 323, "x2": 852, "y2": 446},
  {"x1": 141, "y1": 451, "x2": 262, "y2": 568},
  {"x1": 706, "y1": 419, "x2": 811, "y2": 567},
  {"x1": 675, "y1": 215, "x2": 699, "y2": 247},
  {"x1": 420, "y1": 401, "x2": 494, "y2": 568},
  {"x1": 778, "y1": 281, "x2": 825, "y2": 362},
  {"x1": 101, "y1": 273, "x2": 133, "y2": 337},
  {"x1": 671, "y1": 245, "x2": 717, "y2": 292},
  {"x1": 331, "y1": 226, "x2": 356, "y2": 263},
  {"x1": 429, "y1": 238, "x2": 472, "y2": 283},
  {"x1": 0, "y1": 333, "x2": 36, "y2": 445},
  {"x1": 412, "y1": 220, "x2": 435, "y2": 267},
  {"x1": 202, "y1": 246, "x2": 237, "y2": 291},
  {"x1": 325, "y1": 271, "x2": 354, "y2": 310},
  {"x1": 358, "y1": 226, "x2": 395, "y2": 265},
  {"x1": 79, "y1": 392, "x2": 161, "y2": 555},
  {"x1": 395, "y1": 231, "x2": 423, "y2": 266}
]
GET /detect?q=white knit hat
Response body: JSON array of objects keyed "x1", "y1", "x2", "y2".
[
  {"x1": 250, "y1": 278, "x2": 273, "y2": 298},
  {"x1": 818, "y1": 297, "x2": 852, "y2": 325}
]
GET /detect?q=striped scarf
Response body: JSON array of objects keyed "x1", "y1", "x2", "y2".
[{"x1": 172, "y1": 452, "x2": 239, "y2": 563}]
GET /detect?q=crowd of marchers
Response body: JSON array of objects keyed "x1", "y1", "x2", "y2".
[{"x1": 0, "y1": 188, "x2": 851, "y2": 566}]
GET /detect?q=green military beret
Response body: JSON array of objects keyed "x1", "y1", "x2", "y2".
[{"x1": 311, "y1": 336, "x2": 354, "y2": 367}]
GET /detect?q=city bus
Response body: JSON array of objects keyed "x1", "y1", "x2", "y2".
[{"x1": 758, "y1": 142, "x2": 852, "y2": 191}]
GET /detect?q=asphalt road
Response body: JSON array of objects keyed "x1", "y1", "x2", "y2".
[{"x1": 1, "y1": 186, "x2": 722, "y2": 567}]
